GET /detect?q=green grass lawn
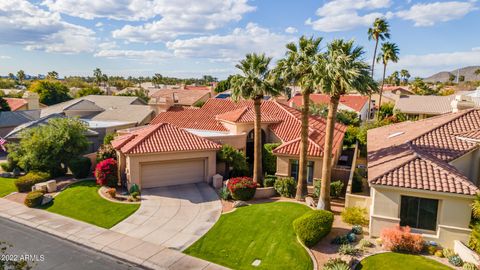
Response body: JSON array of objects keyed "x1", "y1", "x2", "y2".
[
  {"x1": 185, "y1": 202, "x2": 314, "y2": 270},
  {"x1": 0, "y1": 177, "x2": 16, "y2": 197},
  {"x1": 41, "y1": 180, "x2": 139, "y2": 229},
  {"x1": 356, "y1": 252, "x2": 452, "y2": 270}
]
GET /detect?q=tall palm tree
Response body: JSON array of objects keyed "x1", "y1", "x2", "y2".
[
  {"x1": 376, "y1": 42, "x2": 399, "y2": 118},
  {"x1": 93, "y1": 68, "x2": 102, "y2": 86},
  {"x1": 367, "y1": 18, "x2": 390, "y2": 118},
  {"x1": 47, "y1": 71, "x2": 58, "y2": 80},
  {"x1": 315, "y1": 39, "x2": 377, "y2": 210},
  {"x1": 17, "y1": 70, "x2": 25, "y2": 84},
  {"x1": 274, "y1": 36, "x2": 322, "y2": 200},
  {"x1": 400, "y1": 69, "x2": 410, "y2": 85},
  {"x1": 230, "y1": 53, "x2": 281, "y2": 185}
]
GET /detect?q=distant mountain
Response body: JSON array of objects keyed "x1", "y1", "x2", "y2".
[{"x1": 424, "y1": 66, "x2": 480, "y2": 83}]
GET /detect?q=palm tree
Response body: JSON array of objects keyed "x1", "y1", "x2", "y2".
[
  {"x1": 47, "y1": 71, "x2": 58, "y2": 80},
  {"x1": 17, "y1": 70, "x2": 25, "y2": 84},
  {"x1": 376, "y1": 42, "x2": 399, "y2": 118},
  {"x1": 315, "y1": 39, "x2": 377, "y2": 210},
  {"x1": 230, "y1": 53, "x2": 281, "y2": 185},
  {"x1": 274, "y1": 36, "x2": 322, "y2": 200},
  {"x1": 400, "y1": 69, "x2": 410, "y2": 85},
  {"x1": 368, "y1": 18, "x2": 390, "y2": 118},
  {"x1": 390, "y1": 71, "x2": 400, "y2": 86},
  {"x1": 93, "y1": 68, "x2": 102, "y2": 86}
]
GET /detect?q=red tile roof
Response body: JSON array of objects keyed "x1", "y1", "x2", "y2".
[
  {"x1": 4, "y1": 98, "x2": 27, "y2": 111},
  {"x1": 112, "y1": 123, "x2": 221, "y2": 154},
  {"x1": 215, "y1": 107, "x2": 281, "y2": 123},
  {"x1": 289, "y1": 94, "x2": 369, "y2": 112},
  {"x1": 368, "y1": 109, "x2": 480, "y2": 196}
]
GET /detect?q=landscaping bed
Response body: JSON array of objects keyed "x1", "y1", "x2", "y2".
[
  {"x1": 185, "y1": 202, "x2": 314, "y2": 270},
  {"x1": 355, "y1": 252, "x2": 453, "y2": 270},
  {"x1": 41, "y1": 180, "x2": 139, "y2": 228}
]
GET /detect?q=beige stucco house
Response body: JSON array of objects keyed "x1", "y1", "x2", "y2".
[{"x1": 366, "y1": 109, "x2": 480, "y2": 248}]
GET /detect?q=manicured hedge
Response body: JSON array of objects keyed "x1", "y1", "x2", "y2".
[
  {"x1": 293, "y1": 210, "x2": 334, "y2": 247},
  {"x1": 24, "y1": 191, "x2": 44, "y2": 207},
  {"x1": 14, "y1": 171, "x2": 50, "y2": 192},
  {"x1": 274, "y1": 177, "x2": 296, "y2": 197},
  {"x1": 69, "y1": 156, "x2": 92, "y2": 179}
]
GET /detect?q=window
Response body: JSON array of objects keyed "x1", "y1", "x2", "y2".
[
  {"x1": 400, "y1": 196, "x2": 439, "y2": 231},
  {"x1": 290, "y1": 160, "x2": 314, "y2": 184}
]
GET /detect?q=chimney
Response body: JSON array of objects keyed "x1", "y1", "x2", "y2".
[
  {"x1": 148, "y1": 95, "x2": 174, "y2": 114},
  {"x1": 451, "y1": 95, "x2": 475, "y2": 113},
  {"x1": 22, "y1": 91, "x2": 40, "y2": 110}
]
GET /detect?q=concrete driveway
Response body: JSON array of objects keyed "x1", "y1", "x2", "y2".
[{"x1": 111, "y1": 183, "x2": 222, "y2": 251}]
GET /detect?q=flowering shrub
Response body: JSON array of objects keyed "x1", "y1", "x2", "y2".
[
  {"x1": 94, "y1": 158, "x2": 118, "y2": 187},
  {"x1": 106, "y1": 188, "x2": 116, "y2": 198},
  {"x1": 381, "y1": 225, "x2": 424, "y2": 253},
  {"x1": 227, "y1": 177, "x2": 257, "y2": 201}
]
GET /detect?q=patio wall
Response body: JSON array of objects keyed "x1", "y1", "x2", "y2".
[{"x1": 345, "y1": 193, "x2": 372, "y2": 214}]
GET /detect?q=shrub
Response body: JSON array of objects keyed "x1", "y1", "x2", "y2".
[
  {"x1": 293, "y1": 210, "x2": 334, "y2": 247},
  {"x1": 352, "y1": 172, "x2": 363, "y2": 193},
  {"x1": 443, "y1": 248, "x2": 455, "y2": 259},
  {"x1": 227, "y1": 177, "x2": 256, "y2": 201},
  {"x1": 330, "y1": 181, "x2": 344, "y2": 198},
  {"x1": 68, "y1": 156, "x2": 92, "y2": 179},
  {"x1": 434, "y1": 250, "x2": 444, "y2": 257},
  {"x1": 103, "y1": 133, "x2": 116, "y2": 145},
  {"x1": 323, "y1": 258, "x2": 350, "y2": 270},
  {"x1": 106, "y1": 188, "x2": 116, "y2": 198},
  {"x1": 217, "y1": 145, "x2": 249, "y2": 178},
  {"x1": 274, "y1": 177, "x2": 296, "y2": 198},
  {"x1": 0, "y1": 157, "x2": 18, "y2": 172},
  {"x1": 463, "y1": 262, "x2": 478, "y2": 270},
  {"x1": 130, "y1": 192, "x2": 140, "y2": 201},
  {"x1": 341, "y1": 207, "x2": 369, "y2": 226},
  {"x1": 351, "y1": 225, "x2": 363, "y2": 235},
  {"x1": 263, "y1": 143, "x2": 280, "y2": 175},
  {"x1": 359, "y1": 239, "x2": 373, "y2": 249},
  {"x1": 338, "y1": 244, "x2": 360, "y2": 256},
  {"x1": 96, "y1": 144, "x2": 117, "y2": 162},
  {"x1": 14, "y1": 171, "x2": 50, "y2": 192},
  {"x1": 449, "y1": 255, "x2": 463, "y2": 267},
  {"x1": 94, "y1": 158, "x2": 118, "y2": 187},
  {"x1": 24, "y1": 191, "x2": 44, "y2": 207},
  {"x1": 264, "y1": 175, "x2": 277, "y2": 187},
  {"x1": 347, "y1": 233, "x2": 357, "y2": 243},
  {"x1": 331, "y1": 235, "x2": 349, "y2": 245},
  {"x1": 380, "y1": 225, "x2": 424, "y2": 254},
  {"x1": 129, "y1": 184, "x2": 140, "y2": 194},
  {"x1": 427, "y1": 245, "x2": 437, "y2": 255},
  {"x1": 469, "y1": 223, "x2": 480, "y2": 253},
  {"x1": 219, "y1": 186, "x2": 230, "y2": 200}
]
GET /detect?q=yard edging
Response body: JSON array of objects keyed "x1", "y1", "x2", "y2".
[
  {"x1": 97, "y1": 186, "x2": 140, "y2": 205},
  {"x1": 297, "y1": 236, "x2": 318, "y2": 270}
]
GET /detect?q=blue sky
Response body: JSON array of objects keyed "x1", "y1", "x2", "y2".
[{"x1": 0, "y1": 0, "x2": 478, "y2": 79}]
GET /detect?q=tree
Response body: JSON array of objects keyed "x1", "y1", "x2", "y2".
[
  {"x1": 475, "y1": 68, "x2": 480, "y2": 79},
  {"x1": 400, "y1": 69, "x2": 410, "y2": 85},
  {"x1": 459, "y1": 75, "x2": 465, "y2": 82},
  {"x1": 8, "y1": 73, "x2": 15, "y2": 80},
  {"x1": 7, "y1": 118, "x2": 89, "y2": 176},
  {"x1": 217, "y1": 144, "x2": 249, "y2": 178},
  {"x1": 448, "y1": 73, "x2": 456, "y2": 83},
  {"x1": 376, "y1": 42, "x2": 399, "y2": 119},
  {"x1": 152, "y1": 73, "x2": 163, "y2": 87},
  {"x1": 215, "y1": 75, "x2": 234, "y2": 93},
  {"x1": 0, "y1": 97, "x2": 11, "y2": 111},
  {"x1": 274, "y1": 36, "x2": 322, "y2": 200},
  {"x1": 93, "y1": 68, "x2": 103, "y2": 86},
  {"x1": 309, "y1": 103, "x2": 361, "y2": 127},
  {"x1": 410, "y1": 77, "x2": 438, "y2": 95},
  {"x1": 388, "y1": 71, "x2": 400, "y2": 86},
  {"x1": 47, "y1": 71, "x2": 59, "y2": 80},
  {"x1": 29, "y1": 80, "x2": 72, "y2": 105},
  {"x1": 76, "y1": 86, "x2": 104, "y2": 97},
  {"x1": 17, "y1": 70, "x2": 26, "y2": 84},
  {"x1": 368, "y1": 17, "x2": 390, "y2": 118},
  {"x1": 230, "y1": 53, "x2": 281, "y2": 185},
  {"x1": 315, "y1": 39, "x2": 377, "y2": 210}
]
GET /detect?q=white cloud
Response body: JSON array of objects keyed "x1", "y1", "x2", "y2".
[
  {"x1": 285, "y1": 27, "x2": 298, "y2": 34},
  {"x1": 94, "y1": 49, "x2": 172, "y2": 60},
  {"x1": 112, "y1": 0, "x2": 255, "y2": 42},
  {"x1": 0, "y1": 1, "x2": 96, "y2": 53},
  {"x1": 306, "y1": 0, "x2": 392, "y2": 32},
  {"x1": 95, "y1": 22, "x2": 103, "y2": 27},
  {"x1": 0, "y1": 56, "x2": 11, "y2": 59},
  {"x1": 396, "y1": 1, "x2": 477, "y2": 26},
  {"x1": 166, "y1": 23, "x2": 292, "y2": 62}
]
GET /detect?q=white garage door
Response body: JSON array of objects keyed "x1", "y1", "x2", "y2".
[{"x1": 141, "y1": 159, "x2": 205, "y2": 188}]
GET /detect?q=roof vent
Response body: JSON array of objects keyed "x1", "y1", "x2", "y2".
[{"x1": 388, "y1": 131, "x2": 405, "y2": 138}]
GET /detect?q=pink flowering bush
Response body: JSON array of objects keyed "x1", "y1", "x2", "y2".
[
  {"x1": 94, "y1": 158, "x2": 118, "y2": 187},
  {"x1": 227, "y1": 177, "x2": 257, "y2": 201},
  {"x1": 381, "y1": 225, "x2": 424, "y2": 253}
]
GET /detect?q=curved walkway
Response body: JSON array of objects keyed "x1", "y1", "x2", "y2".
[{"x1": 111, "y1": 183, "x2": 222, "y2": 251}]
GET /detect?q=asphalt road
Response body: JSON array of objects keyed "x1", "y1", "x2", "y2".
[{"x1": 0, "y1": 217, "x2": 145, "y2": 270}]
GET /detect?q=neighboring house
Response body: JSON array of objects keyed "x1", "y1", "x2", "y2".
[
  {"x1": 367, "y1": 109, "x2": 480, "y2": 248},
  {"x1": 116, "y1": 98, "x2": 345, "y2": 190},
  {"x1": 4, "y1": 113, "x2": 100, "y2": 152},
  {"x1": 289, "y1": 94, "x2": 371, "y2": 121},
  {"x1": 149, "y1": 88, "x2": 211, "y2": 108},
  {"x1": 4, "y1": 92, "x2": 44, "y2": 111},
  {"x1": 0, "y1": 110, "x2": 40, "y2": 137},
  {"x1": 371, "y1": 86, "x2": 413, "y2": 109}
]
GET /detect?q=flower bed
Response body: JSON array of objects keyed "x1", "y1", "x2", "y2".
[{"x1": 227, "y1": 177, "x2": 256, "y2": 201}]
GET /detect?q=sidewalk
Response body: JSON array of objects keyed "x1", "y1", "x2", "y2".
[{"x1": 0, "y1": 198, "x2": 227, "y2": 270}]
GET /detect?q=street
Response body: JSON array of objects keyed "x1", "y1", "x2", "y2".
[{"x1": 0, "y1": 217, "x2": 145, "y2": 270}]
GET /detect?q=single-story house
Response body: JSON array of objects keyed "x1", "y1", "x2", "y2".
[
  {"x1": 4, "y1": 92, "x2": 45, "y2": 111},
  {"x1": 371, "y1": 85, "x2": 413, "y2": 109},
  {"x1": 367, "y1": 108, "x2": 480, "y2": 248},
  {"x1": 289, "y1": 94, "x2": 371, "y2": 121},
  {"x1": 0, "y1": 110, "x2": 40, "y2": 137},
  {"x1": 149, "y1": 88, "x2": 211, "y2": 109},
  {"x1": 116, "y1": 98, "x2": 345, "y2": 190}
]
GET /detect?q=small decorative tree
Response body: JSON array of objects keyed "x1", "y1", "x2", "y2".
[{"x1": 94, "y1": 158, "x2": 118, "y2": 187}]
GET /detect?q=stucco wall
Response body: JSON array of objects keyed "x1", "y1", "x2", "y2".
[
  {"x1": 369, "y1": 186, "x2": 473, "y2": 248},
  {"x1": 124, "y1": 150, "x2": 217, "y2": 189},
  {"x1": 450, "y1": 148, "x2": 480, "y2": 185},
  {"x1": 275, "y1": 155, "x2": 324, "y2": 179}
]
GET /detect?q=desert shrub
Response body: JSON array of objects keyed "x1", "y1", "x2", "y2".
[
  {"x1": 264, "y1": 175, "x2": 277, "y2": 187},
  {"x1": 427, "y1": 245, "x2": 437, "y2": 255},
  {"x1": 346, "y1": 232, "x2": 357, "y2": 243},
  {"x1": 380, "y1": 225, "x2": 424, "y2": 253},
  {"x1": 463, "y1": 262, "x2": 478, "y2": 270},
  {"x1": 14, "y1": 171, "x2": 50, "y2": 192},
  {"x1": 68, "y1": 156, "x2": 92, "y2": 179},
  {"x1": 24, "y1": 191, "x2": 44, "y2": 207},
  {"x1": 323, "y1": 258, "x2": 350, "y2": 270},
  {"x1": 96, "y1": 144, "x2": 117, "y2": 162},
  {"x1": 94, "y1": 158, "x2": 118, "y2": 187},
  {"x1": 331, "y1": 235, "x2": 350, "y2": 245},
  {"x1": 293, "y1": 210, "x2": 334, "y2": 247},
  {"x1": 351, "y1": 225, "x2": 363, "y2": 235},
  {"x1": 469, "y1": 223, "x2": 480, "y2": 253},
  {"x1": 219, "y1": 186, "x2": 230, "y2": 200},
  {"x1": 449, "y1": 255, "x2": 463, "y2": 267},
  {"x1": 274, "y1": 177, "x2": 296, "y2": 198},
  {"x1": 359, "y1": 239, "x2": 373, "y2": 249},
  {"x1": 338, "y1": 244, "x2": 360, "y2": 256},
  {"x1": 330, "y1": 181, "x2": 344, "y2": 198},
  {"x1": 442, "y1": 248, "x2": 455, "y2": 259},
  {"x1": 227, "y1": 177, "x2": 256, "y2": 201},
  {"x1": 341, "y1": 207, "x2": 369, "y2": 226},
  {"x1": 106, "y1": 188, "x2": 116, "y2": 198},
  {"x1": 263, "y1": 143, "x2": 281, "y2": 175},
  {"x1": 434, "y1": 250, "x2": 444, "y2": 257},
  {"x1": 129, "y1": 184, "x2": 139, "y2": 194}
]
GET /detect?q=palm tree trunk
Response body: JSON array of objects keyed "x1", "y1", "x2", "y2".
[
  {"x1": 296, "y1": 93, "x2": 309, "y2": 200},
  {"x1": 318, "y1": 95, "x2": 340, "y2": 211},
  {"x1": 253, "y1": 98, "x2": 263, "y2": 185},
  {"x1": 367, "y1": 39, "x2": 379, "y2": 120},
  {"x1": 376, "y1": 63, "x2": 387, "y2": 119}
]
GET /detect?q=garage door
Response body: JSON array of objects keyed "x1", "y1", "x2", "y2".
[{"x1": 141, "y1": 159, "x2": 205, "y2": 188}]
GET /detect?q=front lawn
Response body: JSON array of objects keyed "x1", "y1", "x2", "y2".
[
  {"x1": 0, "y1": 177, "x2": 16, "y2": 197},
  {"x1": 185, "y1": 202, "x2": 314, "y2": 270},
  {"x1": 41, "y1": 180, "x2": 139, "y2": 228},
  {"x1": 356, "y1": 252, "x2": 452, "y2": 270}
]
